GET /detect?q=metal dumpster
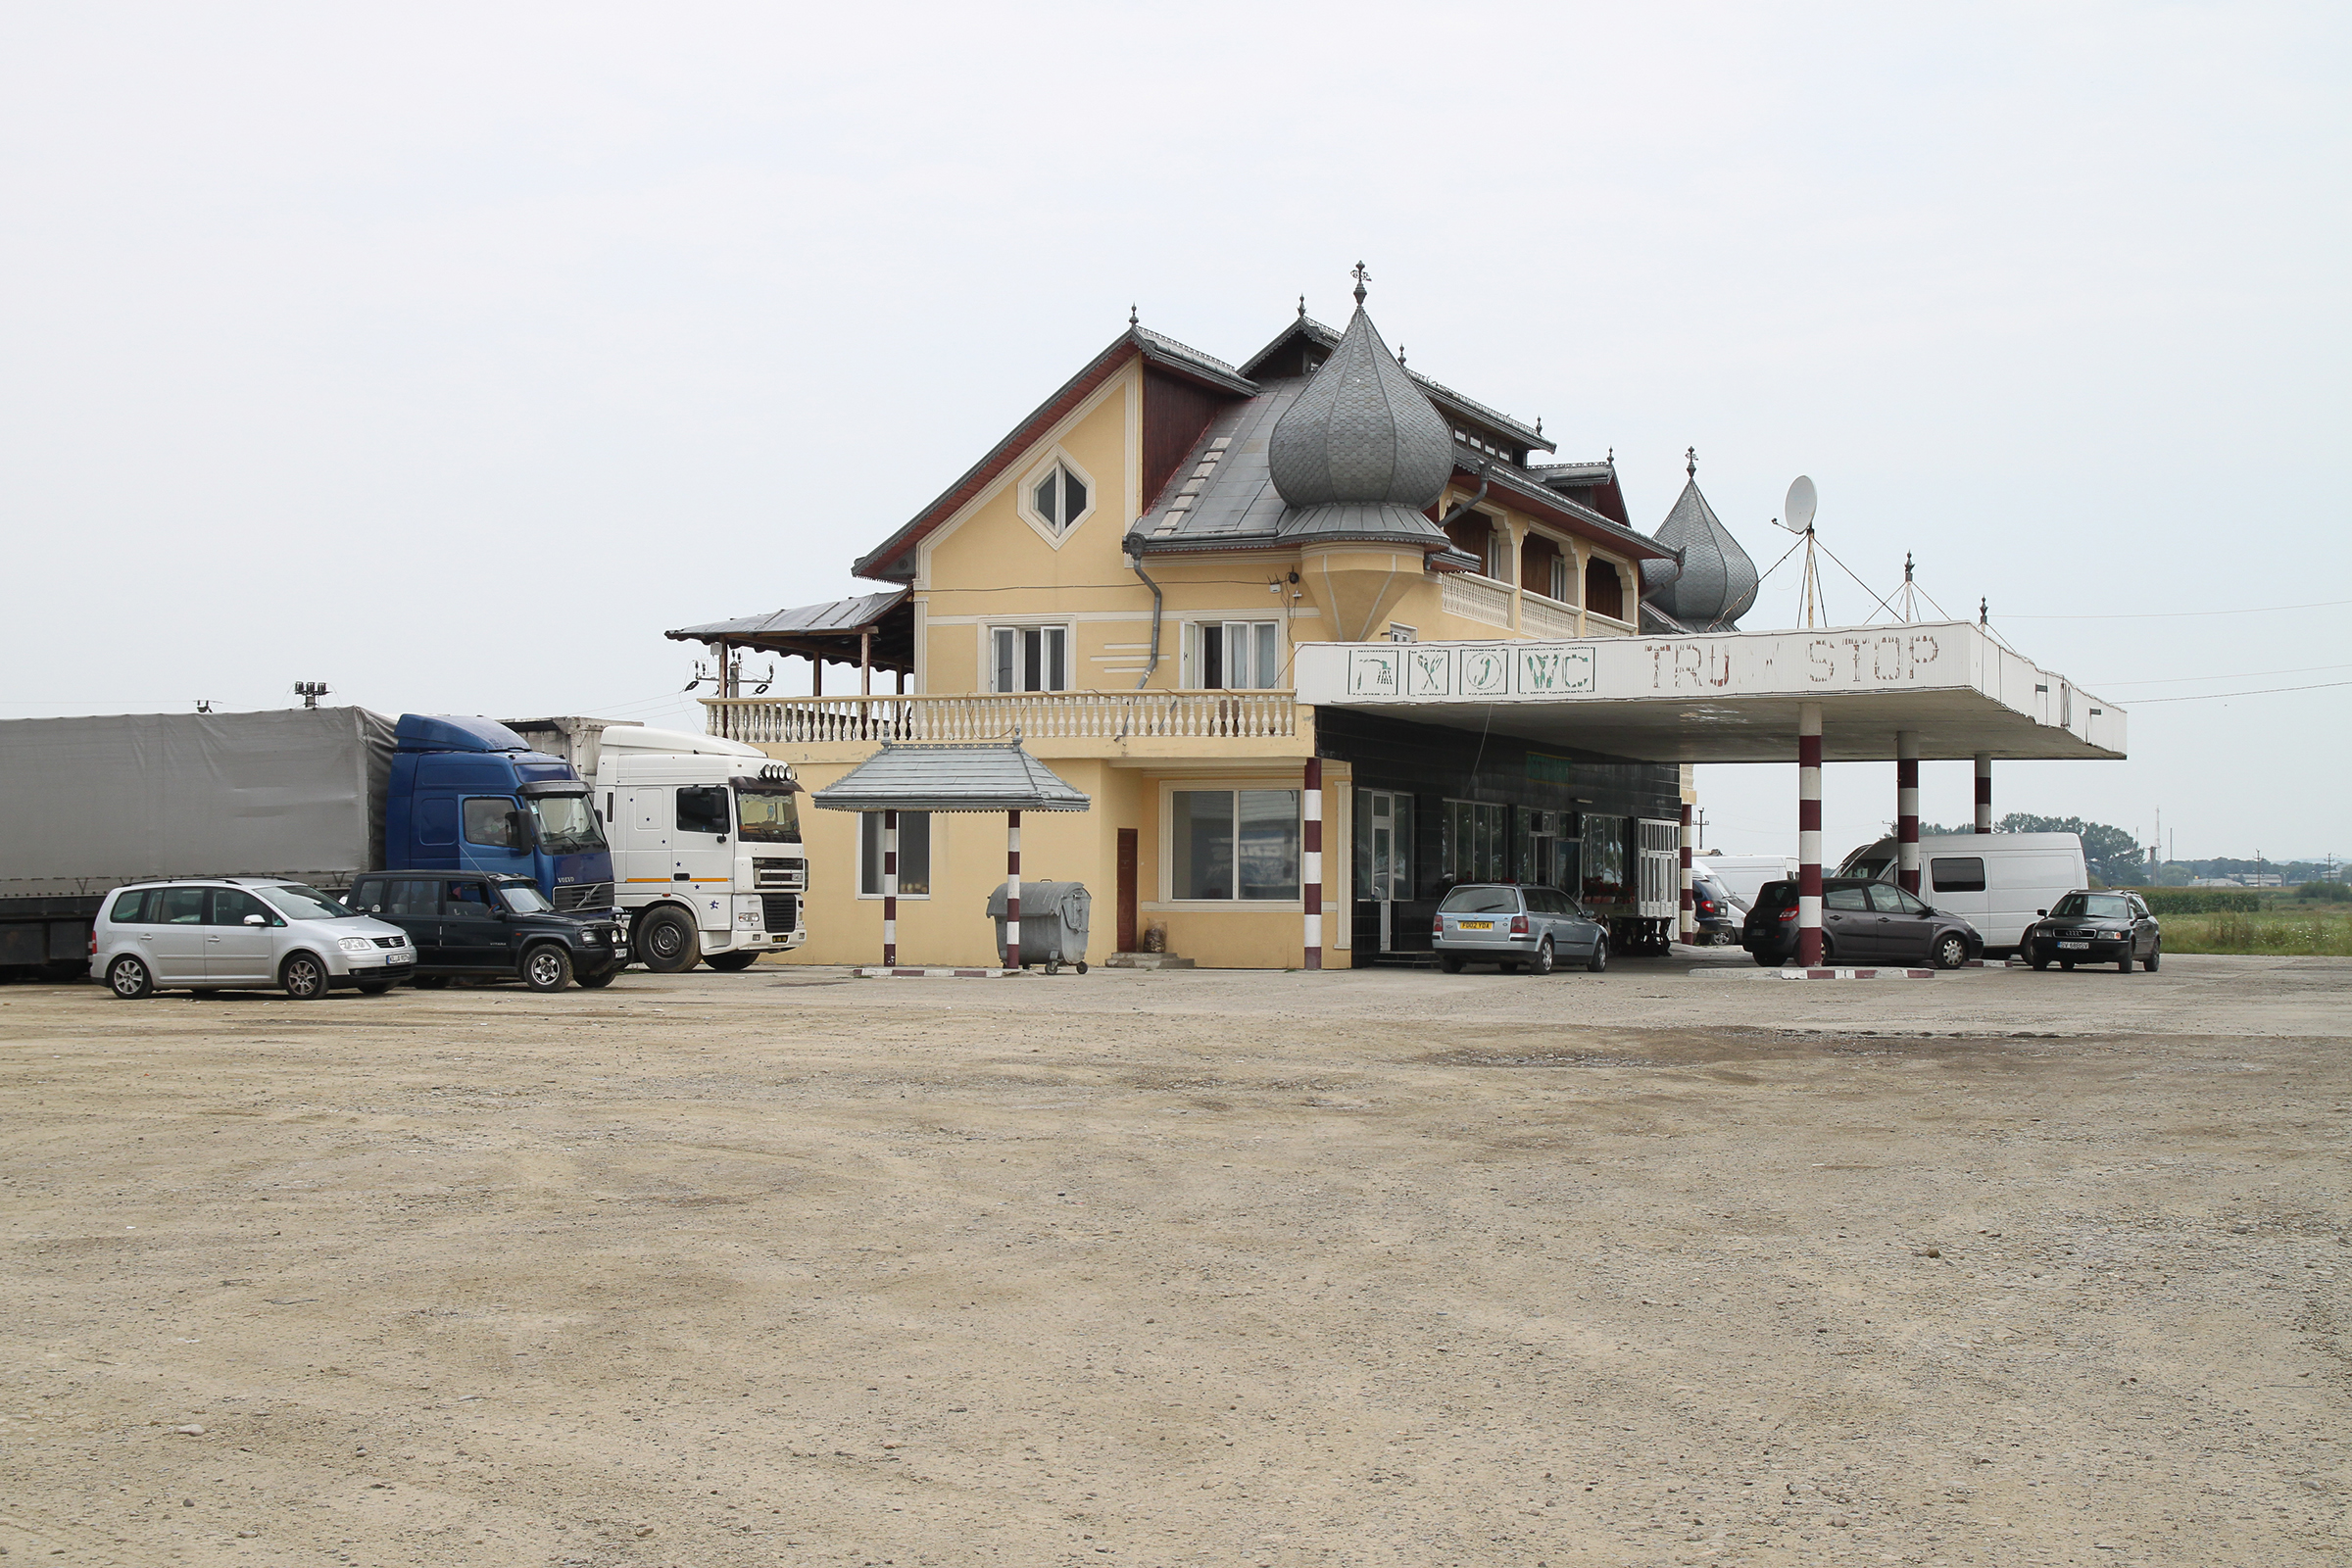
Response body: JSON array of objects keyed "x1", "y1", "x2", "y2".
[{"x1": 985, "y1": 880, "x2": 1092, "y2": 973}]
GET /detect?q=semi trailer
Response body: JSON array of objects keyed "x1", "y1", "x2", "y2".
[{"x1": 0, "y1": 707, "x2": 612, "y2": 979}]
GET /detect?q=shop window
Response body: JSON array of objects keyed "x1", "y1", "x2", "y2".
[
  {"x1": 1171, "y1": 789, "x2": 1299, "y2": 901},
  {"x1": 1585, "y1": 557, "x2": 1625, "y2": 620},
  {"x1": 991, "y1": 625, "x2": 1069, "y2": 692},
  {"x1": 1443, "y1": 799, "x2": 1509, "y2": 884},
  {"x1": 1192, "y1": 620, "x2": 1280, "y2": 689},
  {"x1": 859, "y1": 811, "x2": 931, "y2": 898}
]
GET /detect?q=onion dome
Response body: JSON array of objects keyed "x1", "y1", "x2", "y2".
[
  {"x1": 1268, "y1": 270, "x2": 1454, "y2": 547},
  {"x1": 1642, "y1": 450, "x2": 1759, "y2": 629}
]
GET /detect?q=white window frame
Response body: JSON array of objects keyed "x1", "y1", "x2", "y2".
[
  {"x1": 1183, "y1": 619, "x2": 1284, "y2": 690},
  {"x1": 1153, "y1": 779, "x2": 1304, "y2": 908},
  {"x1": 985, "y1": 622, "x2": 1073, "y2": 693},
  {"x1": 1012, "y1": 446, "x2": 1098, "y2": 548},
  {"x1": 858, "y1": 810, "x2": 932, "y2": 900}
]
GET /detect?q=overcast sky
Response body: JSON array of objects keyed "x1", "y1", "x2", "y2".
[{"x1": 5, "y1": 3, "x2": 2345, "y2": 862}]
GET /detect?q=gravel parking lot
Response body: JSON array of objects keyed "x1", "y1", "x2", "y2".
[{"x1": 4, "y1": 954, "x2": 2347, "y2": 1567}]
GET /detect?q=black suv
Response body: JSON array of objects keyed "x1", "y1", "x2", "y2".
[
  {"x1": 1741, "y1": 877, "x2": 1983, "y2": 969},
  {"x1": 345, "y1": 872, "x2": 625, "y2": 992}
]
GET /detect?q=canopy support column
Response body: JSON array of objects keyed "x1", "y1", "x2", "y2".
[
  {"x1": 1004, "y1": 809, "x2": 1022, "y2": 970},
  {"x1": 1302, "y1": 759, "x2": 1323, "y2": 969},
  {"x1": 882, "y1": 809, "x2": 899, "y2": 968},
  {"x1": 1798, "y1": 703, "x2": 1824, "y2": 967},
  {"x1": 1679, "y1": 803, "x2": 1695, "y2": 941},
  {"x1": 1974, "y1": 753, "x2": 1993, "y2": 835},
  {"x1": 1896, "y1": 730, "x2": 1921, "y2": 895}
]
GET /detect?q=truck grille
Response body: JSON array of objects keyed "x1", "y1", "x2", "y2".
[
  {"x1": 760, "y1": 893, "x2": 799, "y2": 933},
  {"x1": 753, "y1": 858, "x2": 806, "y2": 892},
  {"x1": 553, "y1": 881, "x2": 613, "y2": 912}
]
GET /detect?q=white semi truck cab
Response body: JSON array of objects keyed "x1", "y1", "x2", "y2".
[{"x1": 589, "y1": 726, "x2": 808, "y2": 973}]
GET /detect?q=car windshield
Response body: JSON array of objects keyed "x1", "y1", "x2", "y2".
[
  {"x1": 2051, "y1": 893, "x2": 2132, "y2": 920},
  {"x1": 528, "y1": 793, "x2": 607, "y2": 855},
  {"x1": 1440, "y1": 886, "x2": 1519, "y2": 914},
  {"x1": 498, "y1": 883, "x2": 555, "y2": 914},
  {"x1": 737, "y1": 788, "x2": 802, "y2": 843},
  {"x1": 258, "y1": 884, "x2": 358, "y2": 921}
]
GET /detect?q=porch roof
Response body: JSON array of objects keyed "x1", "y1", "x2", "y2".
[
  {"x1": 1293, "y1": 621, "x2": 2127, "y2": 764},
  {"x1": 808, "y1": 741, "x2": 1092, "y2": 813}
]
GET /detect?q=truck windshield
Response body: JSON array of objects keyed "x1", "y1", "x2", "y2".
[
  {"x1": 528, "y1": 794, "x2": 607, "y2": 854},
  {"x1": 737, "y1": 788, "x2": 802, "y2": 843},
  {"x1": 259, "y1": 884, "x2": 359, "y2": 920},
  {"x1": 498, "y1": 883, "x2": 556, "y2": 914}
]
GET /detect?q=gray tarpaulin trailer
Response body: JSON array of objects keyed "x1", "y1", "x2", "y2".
[{"x1": 0, "y1": 708, "x2": 394, "y2": 977}]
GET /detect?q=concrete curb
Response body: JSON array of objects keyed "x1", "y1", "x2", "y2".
[
  {"x1": 851, "y1": 966, "x2": 1025, "y2": 979},
  {"x1": 1689, "y1": 965, "x2": 1936, "y2": 980}
]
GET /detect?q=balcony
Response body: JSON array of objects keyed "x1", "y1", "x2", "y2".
[
  {"x1": 703, "y1": 689, "x2": 1302, "y2": 746},
  {"x1": 1518, "y1": 591, "x2": 1578, "y2": 638},
  {"x1": 1441, "y1": 572, "x2": 1514, "y2": 628}
]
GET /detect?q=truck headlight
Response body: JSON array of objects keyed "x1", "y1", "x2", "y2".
[{"x1": 337, "y1": 937, "x2": 374, "y2": 955}]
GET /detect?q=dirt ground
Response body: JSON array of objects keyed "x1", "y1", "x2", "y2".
[{"x1": 3, "y1": 953, "x2": 2346, "y2": 1568}]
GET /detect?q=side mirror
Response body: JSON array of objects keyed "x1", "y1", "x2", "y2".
[
  {"x1": 2035, "y1": 908, "x2": 2047, "y2": 917},
  {"x1": 508, "y1": 809, "x2": 535, "y2": 851},
  {"x1": 244, "y1": 913, "x2": 267, "y2": 926},
  {"x1": 715, "y1": 834, "x2": 728, "y2": 845}
]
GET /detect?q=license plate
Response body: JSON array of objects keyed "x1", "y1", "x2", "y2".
[
  {"x1": 2058, "y1": 940, "x2": 2089, "y2": 950},
  {"x1": 387, "y1": 950, "x2": 415, "y2": 963},
  {"x1": 1457, "y1": 920, "x2": 1494, "y2": 931}
]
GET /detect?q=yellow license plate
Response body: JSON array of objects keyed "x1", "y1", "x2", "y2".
[{"x1": 1457, "y1": 920, "x2": 1494, "y2": 931}]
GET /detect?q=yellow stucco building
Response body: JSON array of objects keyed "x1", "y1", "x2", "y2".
[{"x1": 670, "y1": 281, "x2": 1737, "y2": 968}]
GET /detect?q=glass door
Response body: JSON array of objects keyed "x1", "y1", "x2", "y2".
[{"x1": 1357, "y1": 789, "x2": 1411, "y2": 951}]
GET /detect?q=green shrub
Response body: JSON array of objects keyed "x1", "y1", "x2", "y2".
[{"x1": 2298, "y1": 880, "x2": 2351, "y2": 904}]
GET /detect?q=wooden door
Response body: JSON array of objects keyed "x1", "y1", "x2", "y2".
[{"x1": 1116, "y1": 829, "x2": 1138, "y2": 953}]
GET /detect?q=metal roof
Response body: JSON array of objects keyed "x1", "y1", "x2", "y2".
[
  {"x1": 1642, "y1": 473, "x2": 1760, "y2": 630},
  {"x1": 808, "y1": 741, "x2": 1092, "y2": 814},
  {"x1": 1239, "y1": 317, "x2": 1556, "y2": 455},
  {"x1": 665, "y1": 590, "x2": 909, "y2": 643}
]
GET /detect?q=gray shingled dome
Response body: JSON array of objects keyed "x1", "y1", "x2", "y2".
[
  {"x1": 1642, "y1": 475, "x2": 1759, "y2": 629},
  {"x1": 1268, "y1": 306, "x2": 1454, "y2": 514}
]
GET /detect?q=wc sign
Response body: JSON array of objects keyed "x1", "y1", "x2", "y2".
[{"x1": 1348, "y1": 643, "x2": 1596, "y2": 699}]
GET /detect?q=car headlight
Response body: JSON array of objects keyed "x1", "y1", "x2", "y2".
[
  {"x1": 337, "y1": 937, "x2": 374, "y2": 954},
  {"x1": 581, "y1": 928, "x2": 603, "y2": 943}
]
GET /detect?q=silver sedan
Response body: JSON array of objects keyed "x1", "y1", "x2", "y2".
[{"x1": 1433, "y1": 883, "x2": 1609, "y2": 974}]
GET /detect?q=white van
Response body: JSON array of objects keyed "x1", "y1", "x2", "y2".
[
  {"x1": 1837, "y1": 832, "x2": 2087, "y2": 953},
  {"x1": 1700, "y1": 855, "x2": 1798, "y2": 909}
]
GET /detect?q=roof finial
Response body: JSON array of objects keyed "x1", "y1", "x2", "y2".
[
  {"x1": 1979, "y1": 596, "x2": 1988, "y2": 625},
  {"x1": 1128, "y1": 303, "x2": 1139, "y2": 328},
  {"x1": 1904, "y1": 551, "x2": 1915, "y2": 582},
  {"x1": 1298, "y1": 294, "x2": 1306, "y2": 320},
  {"x1": 1686, "y1": 445, "x2": 1697, "y2": 477},
  {"x1": 1535, "y1": 416, "x2": 1543, "y2": 436},
  {"x1": 1607, "y1": 446, "x2": 1614, "y2": 465},
  {"x1": 1350, "y1": 260, "x2": 1370, "y2": 307},
  {"x1": 1396, "y1": 343, "x2": 1406, "y2": 367}
]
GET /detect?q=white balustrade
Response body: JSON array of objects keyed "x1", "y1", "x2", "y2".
[
  {"x1": 1441, "y1": 572, "x2": 1514, "y2": 628},
  {"x1": 1519, "y1": 591, "x2": 1579, "y2": 639},
  {"x1": 702, "y1": 689, "x2": 1301, "y2": 745}
]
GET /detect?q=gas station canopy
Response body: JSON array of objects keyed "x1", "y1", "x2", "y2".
[{"x1": 1293, "y1": 621, "x2": 2125, "y2": 763}]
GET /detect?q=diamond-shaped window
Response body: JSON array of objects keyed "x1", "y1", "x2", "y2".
[{"x1": 1031, "y1": 464, "x2": 1089, "y2": 534}]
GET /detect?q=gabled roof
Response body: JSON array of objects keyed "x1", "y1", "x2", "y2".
[
  {"x1": 665, "y1": 589, "x2": 908, "y2": 643},
  {"x1": 852, "y1": 326, "x2": 1253, "y2": 583},
  {"x1": 808, "y1": 741, "x2": 1092, "y2": 814},
  {"x1": 1239, "y1": 317, "x2": 1556, "y2": 457}
]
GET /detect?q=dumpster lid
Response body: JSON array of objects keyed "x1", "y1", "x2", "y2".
[
  {"x1": 810, "y1": 741, "x2": 1090, "y2": 813},
  {"x1": 986, "y1": 880, "x2": 1091, "y2": 918}
]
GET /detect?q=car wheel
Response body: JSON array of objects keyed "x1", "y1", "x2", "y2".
[
  {"x1": 279, "y1": 953, "x2": 331, "y2": 1001},
  {"x1": 577, "y1": 970, "x2": 616, "y2": 989},
  {"x1": 2144, "y1": 940, "x2": 2160, "y2": 972},
  {"x1": 2059, "y1": 958, "x2": 2076, "y2": 971},
  {"x1": 637, "y1": 908, "x2": 699, "y2": 974},
  {"x1": 2029, "y1": 951, "x2": 2049, "y2": 970},
  {"x1": 1931, "y1": 933, "x2": 1969, "y2": 970},
  {"x1": 356, "y1": 981, "x2": 394, "y2": 996},
  {"x1": 1752, "y1": 950, "x2": 1779, "y2": 967},
  {"x1": 705, "y1": 952, "x2": 760, "y2": 972},
  {"x1": 1439, "y1": 955, "x2": 1463, "y2": 974},
  {"x1": 1529, "y1": 938, "x2": 1554, "y2": 976},
  {"x1": 1587, "y1": 936, "x2": 1609, "y2": 973},
  {"x1": 106, "y1": 955, "x2": 155, "y2": 1000},
  {"x1": 520, "y1": 944, "x2": 573, "y2": 993},
  {"x1": 2117, "y1": 947, "x2": 2133, "y2": 974}
]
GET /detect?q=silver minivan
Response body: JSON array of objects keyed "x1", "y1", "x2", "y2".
[
  {"x1": 91, "y1": 879, "x2": 416, "y2": 1000},
  {"x1": 1433, "y1": 883, "x2": 1610, "y2": 974}
]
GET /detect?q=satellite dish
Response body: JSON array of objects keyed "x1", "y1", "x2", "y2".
[{"x1": 1783, "y1": 475, "x2": 1817, "y2": 533}]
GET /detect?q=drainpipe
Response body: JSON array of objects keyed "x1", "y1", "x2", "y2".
[
  {"x1": 1125, "y1": 532, "x2": 1163, "y2": 690},
  {"x1": 1432, "y1": 458, "x2": 1494, "y2": 538}
]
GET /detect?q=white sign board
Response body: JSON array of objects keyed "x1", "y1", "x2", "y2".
[{"x1": 1336, "y1": 627, "x2": 1961, "y2": 704}]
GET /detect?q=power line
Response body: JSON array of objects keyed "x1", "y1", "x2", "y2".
[
  {"x1": 2132, "y1": 678, "x2": 2352, "y2": 704},
  {"x1": 1998, "y1": 597, "x2": 2352, "y2": 620},
  {"x1": 2092, "y1": 661, "x2": 2352, "y2": 688}
]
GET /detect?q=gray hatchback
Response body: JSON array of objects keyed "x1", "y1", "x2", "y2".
[
  {"x1": 1433, "y1": 883, "x2": 1609, "y2": 974},
  {"x1": 91, "y1": 879, "x2": 416, "y2": 1000}
]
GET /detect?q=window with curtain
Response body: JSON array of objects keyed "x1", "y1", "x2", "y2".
[
  {"x1": 990, "y1": 626, "x2": 1069, "y2": 692},
  {"x1": 1194, "y1": 621, "x2": 1281, "y2": 689}
]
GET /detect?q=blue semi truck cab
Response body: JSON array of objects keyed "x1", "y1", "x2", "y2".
[{"x1": 386, "y1": 714, "x2": 616, "y2": 913}]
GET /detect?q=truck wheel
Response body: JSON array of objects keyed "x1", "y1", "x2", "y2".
[
  {"x1": 636, "y1": 908, "x2": 700, "y2": 973},
  {"x1": 520, "y1": 945, "x2": 573, "y2": 993},
  {"x1": 106, "y1": 955, "x2": 155, "y2": 999},
  {"x1": 577, "y1": 970, "x2": 616, "y2": 989},
  {"x1": 279, "y1": 953, "x2": 331, "y2": 1001},
  {"x1": 705, "y1": 952, "x2": 760, "y2": 973}
]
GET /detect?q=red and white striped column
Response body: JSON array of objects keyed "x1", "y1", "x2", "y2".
[
  {"x1": 1974, "y1": 753, "x2": 1993, "y2": 836},
  {"x1": 1797, "y1": 703, "x2": 1824, "y2": 967},
  {"x1": 1895, "y1": 730, "x2": 1921, "y2": 895},
  {"x1": 881, "y1": 808, "x2": 899, "y2": 967},
  {"x1": 1302, "y1": 759, "x2": 1323, "y2": 970},
  {"x1": 1679, "y1": 802, "x2": 1695, "y2": 942},
  {"x1": 1004, "y1": 809, "x2": 1022, "y2": 970}
]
